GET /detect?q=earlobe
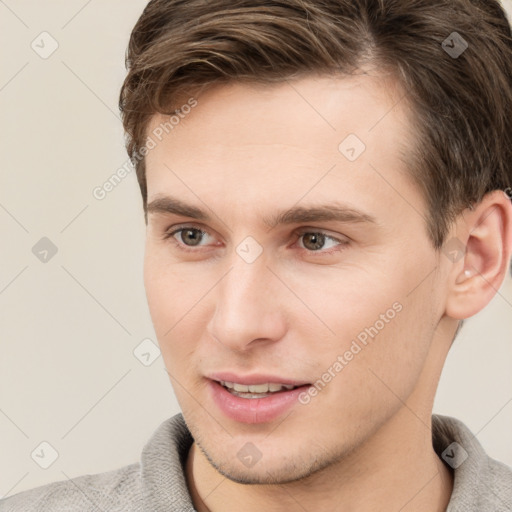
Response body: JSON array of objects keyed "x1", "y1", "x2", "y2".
[{"x1": 444, "y1": 190, "x2": 512, "y2": 320}]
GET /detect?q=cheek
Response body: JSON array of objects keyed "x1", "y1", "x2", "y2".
[
  {"x1": 143, "y1": 249, "x2": 210, "y2": 371},
  {"x1": 296, "y1": 266, "x2": 432, "y2": 396},
  {"x1": 144, "y1": 248, "x2": 195, "y2": 327},
  {"x1": 278, "y1": 263, "x2": 402, "y2": 338}
]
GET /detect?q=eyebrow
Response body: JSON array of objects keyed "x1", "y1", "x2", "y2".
[{"x1": 146, "y1": 195, "x2": 379, "y2": 228}]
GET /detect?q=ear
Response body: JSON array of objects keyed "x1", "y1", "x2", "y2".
[{"x1": 444, "y1": 189, "x2": 512, "y2": 320}]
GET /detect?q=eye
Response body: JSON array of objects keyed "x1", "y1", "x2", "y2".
[
  {"x1": 162, "y1": 225, "x2": 349, "y2": 256},
  {"x1": 163, "y1": 225, "x2": 212, "y2": 252},
  {"x1": 294, "y1": 229, "x2": 349, "y2": 255}
]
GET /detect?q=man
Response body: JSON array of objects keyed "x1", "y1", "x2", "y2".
[{"x1": 1, "y1": 0, "x2": 511, "y2": 510}]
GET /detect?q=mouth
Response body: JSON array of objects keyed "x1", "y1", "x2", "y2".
[
  {"x1": 217, "y1": 380, "x2": 302, "y2": 399},
  {"x1": 207, "y1": 375, "x2": 312, "y2": 424}
]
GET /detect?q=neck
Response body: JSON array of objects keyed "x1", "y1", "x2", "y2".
[{"x1": 185, "y1": 407, "x2": 454, "y2": 512}]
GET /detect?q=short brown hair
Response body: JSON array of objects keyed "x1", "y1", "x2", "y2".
[{"x1": 119, "y1": 0, "x2": 512, "y2": 253}]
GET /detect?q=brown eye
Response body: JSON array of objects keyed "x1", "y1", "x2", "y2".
[
  {"x1": 301, "y1": 232, "x2": 327, "y2": 251},
  {"x1": 163, "y1": 226, "x2": 212, "y2": 251},
  {"x1": 175, "y1": 228, "x2": 204, "y2": 246},
  {"x1": 295, "y1": 229, "x2": 349, "y2": 255}
]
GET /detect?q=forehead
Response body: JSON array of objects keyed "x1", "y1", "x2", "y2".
[
  {"x1": 143, "y1": 72, "x2": 424, "y2": 229},
  {"x1": 147, "y1": 70, "x2": 410, "y2": 146}
]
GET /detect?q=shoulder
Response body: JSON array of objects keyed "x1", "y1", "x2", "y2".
[
  {"x1": 0, "y1": 413, "x2": 193, "y2": 512},
  {"x1": 0, "y1": 462, "x2": 141, "y2": 512},
  {"x1": 432, "y1": 414, "x2": 512, "y2": 511},
  {"x1": 458, "y1": 454, "x2": 512, "y2": 511},
  {"x1": 481, "y1": 456, "x2": 512, "y2": 509}
]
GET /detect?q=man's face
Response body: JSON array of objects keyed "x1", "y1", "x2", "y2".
[{"x1": 143, "y1": 73, "x2": 450, "y2": 483}]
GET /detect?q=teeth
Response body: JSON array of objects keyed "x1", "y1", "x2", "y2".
[
  {"x1": 233, "y1": 383, "x2": 250, "y2": 392},
  {"x1": 247, "y1": 383, "x2": 269, "y2": 393},
  {"x1": 220, "y1": 381, "x2": 297, "y2": 393}
]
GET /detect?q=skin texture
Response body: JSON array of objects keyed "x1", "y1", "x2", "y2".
[{"x1": 142, "y1": 71, "x2": 512, "y2": 512}]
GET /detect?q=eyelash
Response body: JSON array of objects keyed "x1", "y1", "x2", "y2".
[{"x1": 162, "y1": 225, "x2": 349, "y2": 256}]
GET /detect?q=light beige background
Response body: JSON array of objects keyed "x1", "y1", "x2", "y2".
[{"x1": 1, "y1": 0, "x2": 511, "y2": 498}]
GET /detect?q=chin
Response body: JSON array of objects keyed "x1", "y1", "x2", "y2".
[{"x1": 196, "y1": 434, "x2": 340, "y2": 486}]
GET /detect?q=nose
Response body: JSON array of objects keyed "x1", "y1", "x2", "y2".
[{"x1": 206, "y1": 252, "x2": 287, "y2": 352}]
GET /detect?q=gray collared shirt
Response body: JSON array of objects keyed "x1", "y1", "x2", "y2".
[{"x1": 1, "y1": 413, "x2": 510, "y2": 511}]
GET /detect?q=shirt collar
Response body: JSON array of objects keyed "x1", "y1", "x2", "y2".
[{"x1": 140, "y1": 412, "x2": 504, "y2": 511}]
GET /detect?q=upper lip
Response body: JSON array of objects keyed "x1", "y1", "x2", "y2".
[{"x1": 208, "y1": 372, "x2": 311, "y2": 386}]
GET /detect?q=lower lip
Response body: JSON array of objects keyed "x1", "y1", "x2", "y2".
[{"x1": 208, "y1": 380, "x2": 311, "y2": 424}]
